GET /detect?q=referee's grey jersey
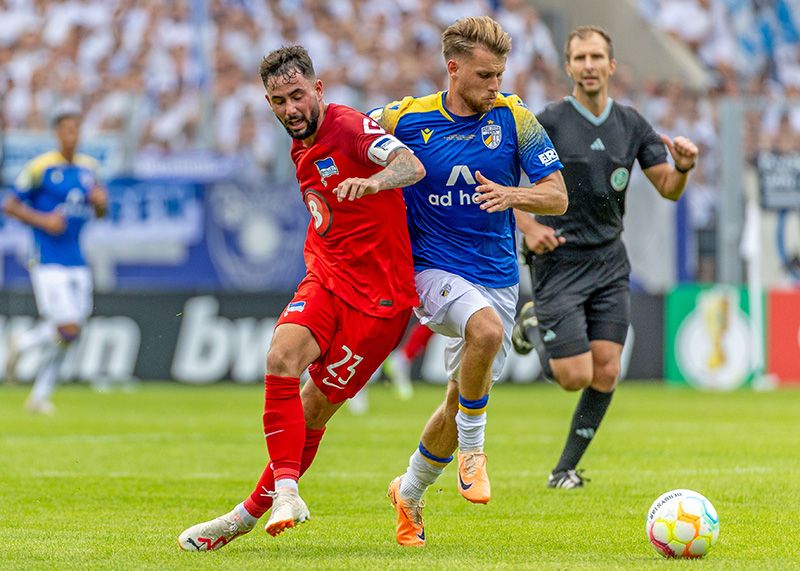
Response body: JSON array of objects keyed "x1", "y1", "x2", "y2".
[{"x1": 535, "y1": 97, "x2": 667, "y2": 249}]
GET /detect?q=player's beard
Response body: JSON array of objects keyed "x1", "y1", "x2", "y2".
[
  {"x1": 463, "y1": 90, "x2": 496, "y2": 115},
  {"x1": 282, "y1": 102, "x2": 321, "y2": 140}
]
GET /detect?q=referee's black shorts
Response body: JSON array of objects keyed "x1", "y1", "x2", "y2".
[{"x1": 530, "y1": 239, "x2": 630, "y2": 359}]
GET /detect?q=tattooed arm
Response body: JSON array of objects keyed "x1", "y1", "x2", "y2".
[
  {"x1": 369, "y1": 149, "x2": 425, "y2": 192},
  {"x1": 334, "y1": 148, "x2": 425, "y2": 202}
]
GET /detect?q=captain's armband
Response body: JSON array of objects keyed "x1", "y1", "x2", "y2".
[{"x1": 367, "y1": 135, "x2": 411, "y2": 167}]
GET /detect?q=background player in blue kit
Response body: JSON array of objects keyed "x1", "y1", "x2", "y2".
[
  {"x1": 513, "y1": 26, "x2": 699, "y2": 489},
  {"x1": 372, "y1": 16, "x2": 567, "y2": 546},
  {"x1": 4, "y1": 108, "x2": 108, "y2": 414}
]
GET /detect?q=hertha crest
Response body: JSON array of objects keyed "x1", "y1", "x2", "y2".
[
  {"x1": 481, "y1": 124, "x2": 502, "y2": 149},
  {"x1": 314, "y1": 157, "x2": 339, "y2": 186}
]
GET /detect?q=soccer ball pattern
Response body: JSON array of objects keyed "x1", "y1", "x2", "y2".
[{"x1": 646, "y1": 489, "x2": 720, "y2": 558}]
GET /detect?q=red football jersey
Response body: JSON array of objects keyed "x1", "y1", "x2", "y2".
[{"x1": 290, "y1": 103, "x2": 417, "y2": 318}]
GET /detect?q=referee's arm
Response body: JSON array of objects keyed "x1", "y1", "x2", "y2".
[{"x1": 644, "y1": 135, "x2": 699, "y2": 201}]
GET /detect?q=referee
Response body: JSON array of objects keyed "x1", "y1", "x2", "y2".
[{"x1": 512, "y1": 26, "x2": 699, "y2": 489}]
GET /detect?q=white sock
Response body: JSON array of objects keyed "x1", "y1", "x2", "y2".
[
  {"x1": 29, "y1": 345, "x2": 66, "y2": 402},
  {"x1": 274, "y1": 478, "x2": 299, "y2": 493},
  {"x1": 16, "y1": 321, "x2": 57, "y2": 352},
  {"x1": 233, "y1": 502, "x2": 258, "y2": 528},
  {"x1": 399, "y1": 449, "x2": 446, "y2": 501},
  {"x1": 455, "y1": 410, "x2": 486, "y2": 452}
]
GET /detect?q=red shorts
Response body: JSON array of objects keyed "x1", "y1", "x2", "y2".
[{"x1": 277, "y1": 275, "x2": 411, "y2": 403}]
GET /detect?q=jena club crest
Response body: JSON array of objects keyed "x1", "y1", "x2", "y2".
[{"x1": 481, "y1": 123, "x2": 502, "y2": 149}]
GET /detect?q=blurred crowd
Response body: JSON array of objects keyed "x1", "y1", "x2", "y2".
[
  {"x1": 0, "y1": 0, "x2": 567, "y2": 169},
  {"x1": 2, "y1": 0, "x2": 798, "y2": 154},
  {"x1": 640, "y1": 0, "x2": 800, "y2": 95},
  {"x1": 641, "y1": 0, "x2": 800, "y2": 161},
  {"x1": 639, "y1": 0, "x2": 800, "y2": 279},
  {"x1": 1, "y1": 0, "x2": 799, "y2": 280}
]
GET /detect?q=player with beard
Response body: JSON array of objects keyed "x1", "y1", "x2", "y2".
[
  {"x1": 511, "y1": 26, "x2": 699, "y2": 489},
  {"x1": 179, "y1": 45, "x2": 425, "y2": 550},
  {"x1": 371, "y1": 16, "x2": 568, "y2": 546}
]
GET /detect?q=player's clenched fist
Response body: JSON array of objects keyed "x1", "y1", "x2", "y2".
[{"x1": 334, "y1": 178, "x2": 380, "y2": 201}]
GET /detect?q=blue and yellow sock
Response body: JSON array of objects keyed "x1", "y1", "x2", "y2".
[
  {"x1": 399, "y1": 442, "x2": 451, "y2": 501},
  {"x1": 456, "y1": 394, "x2": 488, "y2": 452}
]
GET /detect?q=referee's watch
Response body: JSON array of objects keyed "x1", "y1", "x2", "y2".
[{"x1": 675, "y1": 162, "x2": 695, "y2": 174}]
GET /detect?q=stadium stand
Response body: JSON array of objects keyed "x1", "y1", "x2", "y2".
[{"x1": 0, "y1": 0, "x2": 798, "y2": 282}]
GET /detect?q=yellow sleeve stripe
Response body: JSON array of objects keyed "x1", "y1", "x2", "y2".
[
  {"x1": 374, "y1": 99, "x2": 402, "y2": 133},
  {"x1": 18, "y1": 151, "x2": 67, "y2": 190},
  {"x1": 501, "y1": 93, "x2": 548, "y2": 156},
  {"x1": 380, "y1": 92, "x2": 453, "y2": 132},
  {"x1": 75, "y1": 153, "x2": 100, "y2": 173}
]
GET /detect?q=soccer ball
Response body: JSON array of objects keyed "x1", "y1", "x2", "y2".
[{"x1": 646, "y1": 489, "x2": 720, "y2": 558}]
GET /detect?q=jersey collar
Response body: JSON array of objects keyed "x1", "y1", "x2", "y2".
[
  {"x1": 440, "y1": 91, "x2": 484, "y2": 123},
  {"x1": 565, "y1": 96, "x2": 614, "y2": 126}
]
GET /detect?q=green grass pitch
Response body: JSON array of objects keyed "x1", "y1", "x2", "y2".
[{"x1": 1, "y1": 381, "x2": 798, "y2": 569}]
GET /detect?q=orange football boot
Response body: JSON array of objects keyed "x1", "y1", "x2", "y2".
[
  {"x1": 387, "y1": 477, "x2": 425, "y2": 547},
  {"x1": 457, "y1": 451, "x2": 490, "y2": 504}
]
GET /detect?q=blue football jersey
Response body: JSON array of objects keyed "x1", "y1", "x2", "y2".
[
  {"x1": 374, "y1": 91, "x2": 562, "y2": 287},
  {"x1": 13, "y1": 151, "x2": 100, "y2": 266}
]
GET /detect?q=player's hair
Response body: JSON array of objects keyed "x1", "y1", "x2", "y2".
[
  {"x1": 51, "y1": 103, "x2": 82, "y2": 128},
  {"x1": 51, "y1": 112, "x2": 80, "y2": 128},
  {"x1": 564, "y1": 25, "x2": 614, "y2": 61},
  {"x1": 441, "y1": 16, "x2": 511, "y2": 61},
  {"x1": 259, "y1": 45, "x2": 316, "y2": 88}
]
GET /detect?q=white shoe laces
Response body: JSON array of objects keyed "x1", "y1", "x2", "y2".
[
  {"x1": 224, "y1": 518, "x2": 238, "y2": 534},
  {"x1": 209, "y1": 514, "x2": 239, "y2": 535}
]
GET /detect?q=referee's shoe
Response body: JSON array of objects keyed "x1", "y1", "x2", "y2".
[
  {"x1": 511, "y1": 301, "x2": 539, "y2": 355},
  {"x1": 511, "y1": 301, "x2": 553, "y2": 380}
]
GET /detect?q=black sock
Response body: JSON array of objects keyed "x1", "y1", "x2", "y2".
[{"x1": 553, "y1": 386, "x2": 614, "y2": 473}]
